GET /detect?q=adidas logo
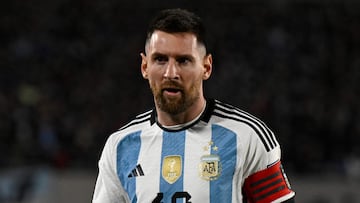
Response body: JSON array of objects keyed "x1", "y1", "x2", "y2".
[{"x1": 128, "y1": 164, "x2": 144, "y2": 178}]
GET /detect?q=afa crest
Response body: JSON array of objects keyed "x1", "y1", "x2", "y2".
[
  {"x1": 162, "y1": 155, "x2": 182, "y2": 184},
  {"x1": 199, "y1": 140, "x2": 222, "y2": 181},
  {"x1": 199, "y1": 154, "x2": 221, "y2": 181}
]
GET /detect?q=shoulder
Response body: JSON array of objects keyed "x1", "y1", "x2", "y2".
[
  {"x1": 119, "y1": 109, "x2": 154, "y2": 132},
  {"x1": 106, "y1": 109, "x2": 154, "y2": 147},
  {"x1": 212, "y1": 99, "x2": 267, "y2": 128},
  {"x1": 210, "y1": 100, "x2": 284, "y2": 177},
  {"x1": 211, "y1": 99, "x2": 278, "y2": 152}
]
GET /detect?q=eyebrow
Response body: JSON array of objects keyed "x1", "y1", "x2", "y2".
[
  {"x1": 151, "y1": 52, "x2": 196, "y2": 61},
  {"x1": 151, "y1": 52, "x2": 167, "y2": 58}
]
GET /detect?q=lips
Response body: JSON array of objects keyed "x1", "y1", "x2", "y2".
[
  {"x1": 163, "y1": 87, "x2": 181, "y2": 93},
  {"x1": 162, "y1": 88, "x2": 182, "y2": 97},
  {"x1": 161, "y1": 84, "x2": 183, "y2": 96}
]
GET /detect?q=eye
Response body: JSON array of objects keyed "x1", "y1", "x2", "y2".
[
  {"x1": 177, "y1": 57, "x2": 191, "y2": 65},
  {"x1": 153, "y1": 55, "x2": 168, "y2": 64}
]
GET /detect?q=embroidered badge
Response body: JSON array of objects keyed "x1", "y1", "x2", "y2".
[
  {"x1": 162, "y1": 155, "x2": 182, "y2": 184},
  {"x1": 199, "y1": 140, "x2": 221, "y2": 181},
  {"x1": 199, "y1": 154, "x2": 221, "y2": 180}
]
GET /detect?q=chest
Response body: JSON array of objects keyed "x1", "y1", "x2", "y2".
[{"x1": 116, "y1": 125, "x2": 244, "y2": 202}]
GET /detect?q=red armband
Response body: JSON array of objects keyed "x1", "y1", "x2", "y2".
[{"x1": 243, "y1": 161, "x2": 294, "y2": 203}]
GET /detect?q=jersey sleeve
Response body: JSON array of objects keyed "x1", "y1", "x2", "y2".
[
  {"x1": 92, "y1": 133, "x2": 130, "y2": 203},
  {"x1": 243, "y1": 161, "x2": 295, "y2": 203},
  {"x1": 242, "y1": 130, "x2": 295, "y2": 203}
]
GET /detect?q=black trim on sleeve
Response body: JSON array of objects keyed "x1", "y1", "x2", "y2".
[{"x1": 282, "y1": 196, "x2": 295, "y2": 203}]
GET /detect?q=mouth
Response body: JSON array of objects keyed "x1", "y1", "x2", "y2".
[{"x1": 162, "y1": 87, "x2": 182, "y2": 96}]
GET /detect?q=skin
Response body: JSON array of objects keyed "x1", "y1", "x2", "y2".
[{"x1": 140, "y1": 30, "x2": 213, "y2": 126}]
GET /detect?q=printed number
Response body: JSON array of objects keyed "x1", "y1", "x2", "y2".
[{"x1": 152, "y1": 192, "x2": 191, "y2": 203}]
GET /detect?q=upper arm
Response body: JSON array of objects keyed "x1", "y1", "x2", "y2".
[
  {"x1": 92, "y1": 135, "x2": 129, "y2": 203},
  {"x1": 243, "y1": 161, "x2": 295, "y2": 203},
  {"x1": 242, "y1": 130, "x2": 295, "y2": 203}
]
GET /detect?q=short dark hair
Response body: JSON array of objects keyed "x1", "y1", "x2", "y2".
[{"x1": 145, "y1": 8, "x2": 207, "y2": 52}]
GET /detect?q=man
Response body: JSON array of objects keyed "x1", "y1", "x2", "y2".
[{"x1": 93, "y1": 8, "x2": 295, "y2": 203}]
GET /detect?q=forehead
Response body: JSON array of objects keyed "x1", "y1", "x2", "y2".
[{"x1": 146, "y1": 31, "x2": 204, "y2": 56}]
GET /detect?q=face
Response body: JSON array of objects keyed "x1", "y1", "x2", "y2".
[{"x1": 141, "y1": 31, "x2": 212, "y2": 115}]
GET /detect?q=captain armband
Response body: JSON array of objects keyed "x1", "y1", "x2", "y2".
[{"x1": 243, "y1": 161, "x2": 295, "y2": 203}]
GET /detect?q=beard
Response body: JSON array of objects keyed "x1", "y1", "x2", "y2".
[{"x1": 150, "y1": 80, "x2": 200, "y2": 115}]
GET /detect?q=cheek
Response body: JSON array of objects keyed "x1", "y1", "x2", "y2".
[
  {"x1": 148, "y1": 78, "x2": 156, "y2": 89},
  {"x1": 148, "y1": 76, "x2": 161, "y2": 91},
  {"x1": 148, "y1": 74, "x2": 159, "y2": 83},
  {"x1": 184, "y1": 74, "x2": 203, "y2": 91},
  {"x1": 147, "y1": 69, "x2": 163, "y2": 80},
  {"x1": 188, "y1": 71, "x2": 203, "y2": 83}
]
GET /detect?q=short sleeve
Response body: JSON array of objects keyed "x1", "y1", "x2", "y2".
[
  {"x1": 243, "y1": 161, "x2": 295, "y2": 203},
  {"x1": 92, "y1": 134, "x2": 130, "y2": 203},
  {"x1": 242, "y1": 130, "x2": 295, "y2": 202}
]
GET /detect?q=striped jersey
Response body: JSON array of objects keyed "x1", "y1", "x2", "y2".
[{"x1": 93, "y1": 99, "x2": 295, "y2": 203}]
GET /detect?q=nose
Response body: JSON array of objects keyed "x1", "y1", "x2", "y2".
[{"x1": 163, "y1": 59, "x2": 179, "y2": 80}]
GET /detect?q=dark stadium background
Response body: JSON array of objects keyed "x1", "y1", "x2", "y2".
[{"x1": 0, "y1": 0, "x2": 359, "y2": 202}]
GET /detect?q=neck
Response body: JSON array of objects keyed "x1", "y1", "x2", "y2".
[{"x1": 156, "y1": 97, "x2": 206, "y2": 126}]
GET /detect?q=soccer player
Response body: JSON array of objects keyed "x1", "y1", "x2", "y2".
[{"x1": 92, "y1": 8, "x2": 295, "y2": 203}]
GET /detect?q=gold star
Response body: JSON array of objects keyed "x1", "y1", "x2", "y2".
[
  {"x1": 212, "y1": 146, "x2": 218, "y2": 151},
  {"x1": 209, "y1": 141, "x2": 214, "y2": 146}
]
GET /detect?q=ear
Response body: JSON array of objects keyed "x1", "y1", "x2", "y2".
[
  {"x1": 140, "y1": 53, "x2": 148, "y2": 79},
  {"x1": 202, "y1": 54, "x2": 213, "y2": 80}
]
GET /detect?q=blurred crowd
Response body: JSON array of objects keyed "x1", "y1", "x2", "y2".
[{"x1": 0, "y1": 0, "x2": 359, "y2": 179}]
